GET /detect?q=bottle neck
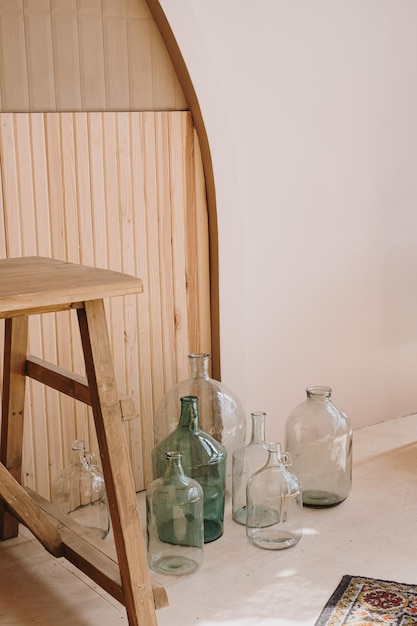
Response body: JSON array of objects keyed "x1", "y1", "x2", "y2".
[
  {"x1": 178, "y1": 395, "x2": 200, "y2": 433},
  {"x1": 306, "y1": 386, "x2": 332, "y2": 402},
  {"x1": 71, "y1": 440, "x2": 87, "y2": 466},
  {"x1": 163, "y1": 452, "x2": 187, "y2": 481},
  {"x1": 250, "y1": 412, "x2": 266, "y2": 444},
  {"x1": 188, "y1": 353, "x2": 210, "y2": 380},
  {"x1": 265, "y1": 442, "x2": 285, "y2": 467}
]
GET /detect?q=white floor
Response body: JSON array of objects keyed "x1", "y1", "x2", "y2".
[{"x1": 1, "y1": 414, "x2": 416, "y2": 625}]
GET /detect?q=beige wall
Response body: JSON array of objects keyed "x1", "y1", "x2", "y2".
[{"x1": 159, "y1": 0, "x2": 417, "y2": 442}]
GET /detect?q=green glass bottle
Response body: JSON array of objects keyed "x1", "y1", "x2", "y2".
[
  {"x1": 152, "y1": 395, "x2": 227, "y2": 543},
  {"x1": 146, "y1": 451, "x2": 204, "y2": 576}
]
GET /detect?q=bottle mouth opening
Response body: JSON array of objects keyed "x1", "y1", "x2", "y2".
[
  {"x1": 306, "y1": 386, "x2": 332, "y2": 398},
  {"x1": 165, "y1": 451, "x2": 182, "y2": 459},
  {"x1": 266, "y1": 441, "x2": 281, "y2": 453},
  {"x1": 188, "y1": 353, "x2": 210, "y2": 360},
  {"x1": 71, "y1": 439, "x2": 86, "y2": 450}
]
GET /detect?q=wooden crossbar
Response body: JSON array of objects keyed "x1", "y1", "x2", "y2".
[
  {"x1": 27, "y1": 489, "x2": 169, "y2": 610},
  {"x1": 25, "y1": 356, "x2": 137, "y2": 420}
]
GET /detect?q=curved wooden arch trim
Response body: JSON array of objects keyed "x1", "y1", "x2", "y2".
[{"x1": 145, "y1": 0, "x2": 221, "y2": 380}]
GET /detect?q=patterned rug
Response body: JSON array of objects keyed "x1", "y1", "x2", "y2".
[{"x1": 315, "y1": 575, "x2": 417, "y2": 625}]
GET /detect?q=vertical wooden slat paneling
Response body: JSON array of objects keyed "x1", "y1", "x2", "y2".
[
  {"x1": 169, "y1": 113, "x2": 190, "y2": 375},
  {"x1": 0, "y1": 2, "x2": 29, "y2": 112},
  {"x1": 51, "y1": 0, "x2": 82, "y2": 111},
  {"x1": 150, "y1": 21, "x2": 178, "y2": 111},
  {"x1": 0, "y1": 1, "x2": 213, "y2": 493},
  {"x1": 155, "y1": 113, "x2": 176, "y2": 393},
  {"x1": 0, "y1": 114, "x2": 23, "y2": 256},
  {"x1": 0, "y1": 111, "x2": 210, "y2": 492},
  {"x1": 45, "y1": 115, "x2": 65, "y2": 259},
  {"x1": 77, "y1": 3, "x2": 106, "y2": 111},
  {"x1": 60, "y1": 114, "x2": 90, "y2": 445},
  {"x1": 102, "y1": 8, "x2": 130, "y2": 111},
  {"x1": 14, "y1": 114, "x2": 48, "y2": 495},
  {"x1": 130, "y1": 113, "x2": 153, "y2": 487},
  {"x1": 127, "y1": 16, "x2": 153, "y2": 111},
  {"x1": 30, "y1": 114, "x2": 64, "y2": 486},
  {"x1": 44, "y1": 114, "x2": 79, "y2": 468},
  {"x1": 24, "y1": 0, "x2": 56, "y2": 111},
  {"x1": 141, "y1": 113, "x2": 165, "y2": 413},
  {"x1": 0, "y1": 0, "x2": 186, "y2": 113},
  {"x1": 74, "y1": 113, "x2": 94, "y2": 267},
  {"x1": 182, "y1": 113, "x2": 201, "y2": 352},
  {"x1": 102, "y1": 113, "x2": 124, "y2": 388}
]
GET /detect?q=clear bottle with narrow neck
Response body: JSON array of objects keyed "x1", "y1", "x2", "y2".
[
  {"x1": 246, "y1": 442, "x2": 302, "y2": 550},
  {"x1": 146, "y1": 451, "x2": 204, "y2": 576},
  {"x1": 285, "y1": 386, "x2": 352, "y2": 508},
  {"x1": 152, "y1": 395, "x2": 227, "y2": 543},
  {"x1": 52, "y1": 440, "x2": 110, "y2": 539},
  {"x1": 154, "y1": 353, "x2": 245, "y2": 476},
  {"x1": 232, "y1": 412, "x2": 269, "y2": 524}
]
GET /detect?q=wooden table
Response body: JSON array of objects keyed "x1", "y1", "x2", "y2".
[{"x1": 0, "y1": 256, "x2": 167, "y2": 626}]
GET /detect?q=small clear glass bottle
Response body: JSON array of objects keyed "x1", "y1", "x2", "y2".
[
  {"x1": 246, "y1": 442, "x2": 302, "y2": 550},
  {"x1": 154, "y1": 353, "x2": 246, "y2": 476},
  {"x1": 152, "y1": 395, "x2": 227, "y2": 543},
  {"x1": 285, "y1": 386, "x2": 352, "y2": 508},
  {"x1": 52, "y1": 440, "x2": 110, "y2": 539},
  {"x1": 232, "y1": 411, "x2": 269, "y2": 525},
  {"x1": 146, "y1": 451, "x2": 204, "y2": 576}
]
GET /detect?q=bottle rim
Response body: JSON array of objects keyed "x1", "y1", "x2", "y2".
[
  {"x1": 165, "y1": 451, "x2": 182, "y2": 459},
  {"x1": 306, "y1": 386, "x2": 332, "y2": 397}
]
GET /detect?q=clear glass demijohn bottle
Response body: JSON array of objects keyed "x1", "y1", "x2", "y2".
[
  {"x1": 146, "y1": 451, "x2": 204, "y2": 576},
  {"x1": 152, "y1": 395, "x2": 226, "y2": 543},
  {"x1": 154, "y1": 353, "x2": 246, "y2": 476},
  {"x1": 246, "y1": 442, "x2": 302, "y2": 550},
  {"x1": 285, "y1": 386, "x2": 352, "y2": 508},
  {"x1": 52, "y1": 440, "x2": 110, "y2": 539},
  {"x1": 232, "y1": 411, "x2": 269, "y2": 525}
]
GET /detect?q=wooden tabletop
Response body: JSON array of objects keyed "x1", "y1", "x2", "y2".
[{"x1": 0, "y1": 257, "x2": 143, "y2": 318}]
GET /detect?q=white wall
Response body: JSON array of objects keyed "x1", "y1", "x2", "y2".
[{"x1": 160, "y1": 0, "x2": 417, "y2": 444}]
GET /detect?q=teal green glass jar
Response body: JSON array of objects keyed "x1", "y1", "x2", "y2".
[
  {"x1": 152, "y1": 395, "x2": 227, "y2": 543},
  {"x1": 146, "y1": 451, "x2": 204, "y2": 576}
]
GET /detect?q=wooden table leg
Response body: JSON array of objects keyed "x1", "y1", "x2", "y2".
[
  {"x1": 0, "y1": 316, "x2": 28, "y2": 539},
  {"x1": 77, "y1": 300, "x2": 158, "y2": 626}
]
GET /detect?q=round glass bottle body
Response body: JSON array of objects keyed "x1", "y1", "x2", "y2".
[
  {"x1": 285, "y1": 386, "x2": 352, "y2": 508},
  {"x1": 52, "y1": 440, "x2": 110, "y2": 539},
  {"x1": 152, "y1": 395, "x2": 227, "y2": 543},
  {"x1": 232, "y1": 411, "x2": 269, "y2": 525},
  {"x1": 246, "y1": 443, "x2": 302, "y2": 550},
  {"x1": 154, "y1": 353, "x2": 245, "y2": 476},
  {"x1": 146, "y1": 451, "x2": 204, "y2": 576}
]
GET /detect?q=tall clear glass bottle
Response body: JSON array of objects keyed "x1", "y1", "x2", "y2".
[
  {"x1": 154, "y1": 353, "x2": 245, "y2": 476},
  {"x1": 232, "y1": 411, "x2": 269, "y2": 525},
  {"x1": 146, "y1": 451, "x2": 204, "y2": 576},
  {"x1": 152, "y1": 395, "x2": 227, "y2": 543},
  {"x1": 52, "y1": 440, "x2": 110, "y2": 539},
  {"x1": 285, "y1": 386, "x2": 352, "y2": 508},
  {"x1": 246, "y1": 442, "x2": 302, "y2": 550}
]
